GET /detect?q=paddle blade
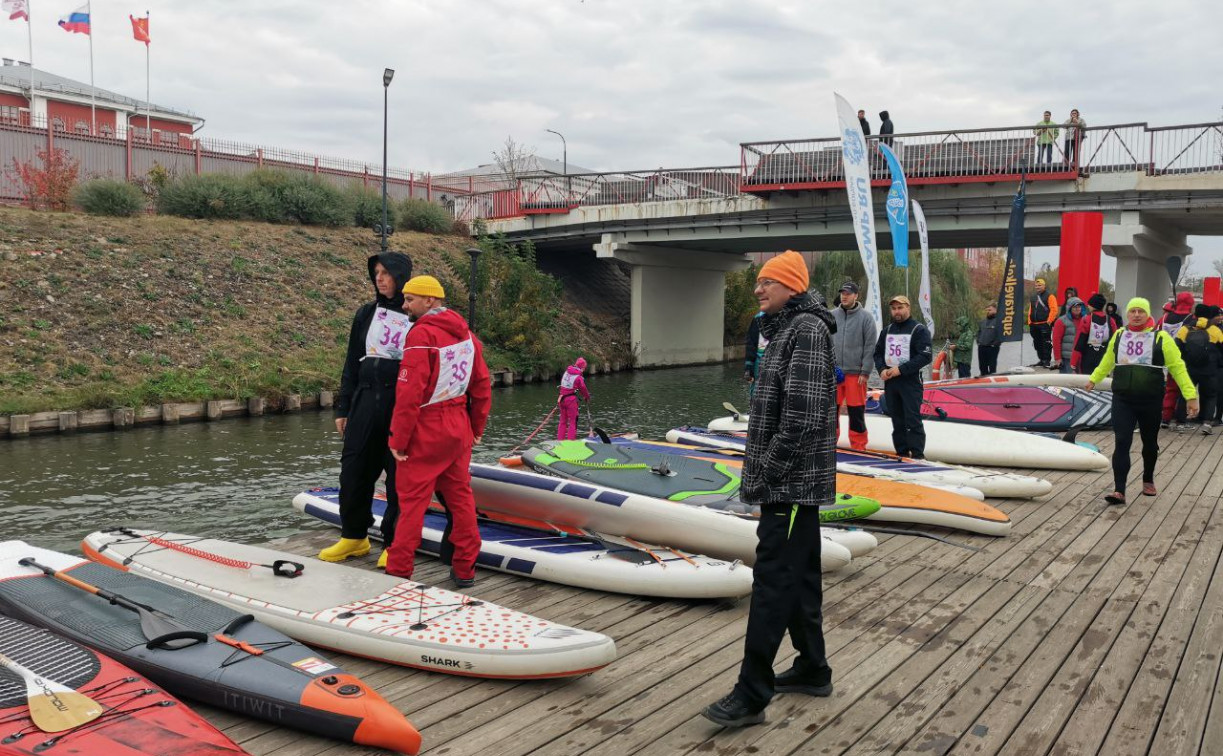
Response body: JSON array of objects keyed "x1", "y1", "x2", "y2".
[
  {"x1": 722, "y1": 401, "x2": 742, "y2": 420},
  {"x1": 1166, "y1": 255, "x2": 1183, "y2": 289},
  {"x1": 0, "y1": 654, "x2": 103, "y2": 733}
]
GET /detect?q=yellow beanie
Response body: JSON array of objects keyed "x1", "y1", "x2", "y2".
[
  {"x1": 402, "y1": 275, "x2": 445, "y2": 298},
  {"x1": 757, "y1": 251, "x2": 809, "y2": 294},
  {"x1": 1125, "y1": 297, "x2": 1151, "y2": 316}
]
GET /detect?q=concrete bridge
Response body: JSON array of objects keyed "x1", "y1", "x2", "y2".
[{"x1": 460, "y1": 121, "x2": 1223, "y2": 366}]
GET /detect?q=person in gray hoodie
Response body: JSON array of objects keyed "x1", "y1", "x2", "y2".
[{"x1": 831, "y1": 281, "x2": 878, "y2": 449}]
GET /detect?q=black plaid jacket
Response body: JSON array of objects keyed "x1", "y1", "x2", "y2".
[{"x1": 740, "y1": 292, "x2": 839, "y2": 508}]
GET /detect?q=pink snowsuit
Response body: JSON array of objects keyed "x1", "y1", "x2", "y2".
[{"x1": 557, "y1": 360, "x2": 590, "y2": 440}]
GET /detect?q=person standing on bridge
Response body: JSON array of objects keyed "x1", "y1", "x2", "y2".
[
  {"x1": 1034, "y1": 111, "x2": 1059, "y2": 167},
  {"x1": 1026, "y1": 278, "x2": 1059, "y2": 368},
  {"x1": 321, "y1": 252, "x2": 413, "y2": 567},
  {"x1": 857, "y1": 109, "x2": 871, "y2": 137},
  {"x1": 832, "y1": 281, "x2": 877, "y2": 450},
  {"x1": 1088, "y1": 297, "x2": 1197, "y2": 505},
  {"x1": 1063, "y1": 109, "x2": 1087, "y2": 167},
  {"x1": 878, "y1": 111, "x2": 894, "y2": 147},
  {"x1": 875, "y1": 295, "x2": 933, "y2": 458},
  {"x1": 703, "y1": 251, "x2": 835, "y2": 728}
]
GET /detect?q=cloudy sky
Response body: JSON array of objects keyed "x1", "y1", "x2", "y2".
[{"x1": 3, "y1": 0, "x2": 1221, "y2": 273}]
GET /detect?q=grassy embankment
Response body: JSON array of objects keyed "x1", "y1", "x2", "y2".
[{"x1": 0, "y1": 207, "x2": 628, "y2": 414}]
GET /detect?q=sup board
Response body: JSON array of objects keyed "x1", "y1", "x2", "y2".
[
  {"x1": 0, "y1": 541, "x2": 422, "y2": 755},
  {"x1": 664, "y1": 427, "x2": 1051, "y2": 499},
  {"x1": 468, "y1": 464, "x2": 854, "y2": 569},
  {"x1": 868, "y1": 384, "x2": 1113, "y2": 431},
  {"x1": 929, "y1": 373, "x2": 1112, "y2": 391},
  {"x1": 292, "y1": 488, "x2": 754, "y2": 599},
  {"x1": 706, "y1": 414, "x2": 1109, "y2": 471},
  {"x1": 82, "y1": 528, "x2": 618, "y2": 680},
  {"x1": 0, "y1": 614, "x2": 249, "y2": 756},
  {"x1": 538, "y1": 439, "x2": 1012, "y2": 537}
]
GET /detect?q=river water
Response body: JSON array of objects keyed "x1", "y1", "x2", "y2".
[{"x1": 1, "y1": 342, "x2": 1027, "y2": 553}]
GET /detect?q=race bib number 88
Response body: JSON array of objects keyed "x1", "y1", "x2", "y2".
[{"x1": 1117, "y1": 331, "x2": 1154, "y2": 366}]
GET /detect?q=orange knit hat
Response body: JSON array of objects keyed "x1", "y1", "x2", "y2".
[{"x1": 757, "y1": 251, "x2": 809, "y2": 294}]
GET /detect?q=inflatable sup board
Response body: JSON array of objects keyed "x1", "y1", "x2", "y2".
[
  {"x1": 868, "y1": 384, "x2": 1113, "y2": 431},
  {"x1": 82, "y1": 528, "x2": 618, "y2": 680}
]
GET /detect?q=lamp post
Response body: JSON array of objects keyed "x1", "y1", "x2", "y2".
[
  {"x1": 546, "y1": 128, "x2": 567, "y2": 198},
  {"x1": 467, "y1": 247, "x2": 482, "y2": 331},
  {"x1": 380, "y1": 67, "x2": 395, "y2": 253}
]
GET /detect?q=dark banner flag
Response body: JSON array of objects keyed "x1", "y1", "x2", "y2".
[{"x1": 995, "y1": 175, "x2": 1027, "y2": 342}]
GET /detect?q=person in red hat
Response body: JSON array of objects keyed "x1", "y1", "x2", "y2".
[
  {"x1": 1156, "y1": 291, "x2": 1196, "y2": 428},
  {"x1": 387, "y1": 275, "x2": 491, "y2": 587}
]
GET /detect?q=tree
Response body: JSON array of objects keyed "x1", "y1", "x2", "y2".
[{"x1": 491, "y1": 136, "x2": 538, "y2": 185}]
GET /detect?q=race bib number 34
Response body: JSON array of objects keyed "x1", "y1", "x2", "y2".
[{"x1": 365, "y1": 307, "x2": 413, "y2": 360}]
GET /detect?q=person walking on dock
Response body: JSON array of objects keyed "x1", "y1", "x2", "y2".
[
  {"x1": 387, "y1": 276, "x2": 492, "y2": 587},
  {"x1": 557, "y1": 357, "x2": 590, "y2": 440},
  {"x1": 321, "y1": 252, "x2": 414, "y2": 566},
  {"x1": 831, "y1": 281, "x2": 877, "y2": 450},
  {"x1": 703, "y1": 251, "x2": 835, "y2": 728},
  {"x1": 875, "y1": 295, "x2": 933, "y2": 458},
  {"x1": 1087, "y1": 297, "x2": 1198, "y2": 505}
]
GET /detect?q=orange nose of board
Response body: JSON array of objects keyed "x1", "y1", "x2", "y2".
[{"x1": 302, "y1": 673, "x2": 422, "y2": 755}]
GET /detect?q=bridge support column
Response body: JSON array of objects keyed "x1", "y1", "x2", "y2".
[
  {"x1": 1102, "y1": 219, "x2": 1191, "y2": 308},
  {"x1": 596, "y1": 238, "x2": 750, "y2": 367}
]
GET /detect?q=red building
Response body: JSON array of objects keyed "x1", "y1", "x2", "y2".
[{"x1": 0, "y1": 58, "x2": 201, "y2": 143}]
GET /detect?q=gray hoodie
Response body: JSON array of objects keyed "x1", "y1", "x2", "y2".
[{"x1": 832, "y1": 302, "x2": 879, "y2": 375}]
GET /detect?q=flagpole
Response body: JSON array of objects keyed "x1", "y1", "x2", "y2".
[
  {"x1": 87, "y1": 0, "x2": 95, "y2": 134},
  {"x1": 145, "y1": 12, "x2": 150, "y2": 134},
  {"x1": 25, "y1": 1, "x2": 33, "y2": 105}
]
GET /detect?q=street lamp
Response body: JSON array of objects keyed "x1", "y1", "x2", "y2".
[
  {"x1": 546, "y1": 128, "x2": 567, "y2": 198},
  {"x1": 467, "y1": 247, "x2": 482, "y2": 331},
  {"x1": 380, "y1": 67, "x2": 395, "y2": 253}
]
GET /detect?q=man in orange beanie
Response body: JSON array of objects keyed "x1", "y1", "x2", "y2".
[{"x1": 705, "y1": 250, "x2": 837, "y2": 727}]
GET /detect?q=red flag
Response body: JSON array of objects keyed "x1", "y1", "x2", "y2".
[{"x1": 130, "y1": 14, "x2": 150, "y2": 45}]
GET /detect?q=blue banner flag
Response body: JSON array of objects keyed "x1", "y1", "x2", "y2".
[{"x1": 878, "y1": 143, "x2": 909, "y2": 268}]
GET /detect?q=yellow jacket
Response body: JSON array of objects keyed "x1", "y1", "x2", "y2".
[{"x1": 1089, "y1": 323, "x2": 1197, "y2": 400}]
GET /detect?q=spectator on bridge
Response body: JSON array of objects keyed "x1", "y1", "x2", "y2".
[
  {"x1": 703, "y1": 251, "x2": 835, "y2": 728},
  {"x1": 832, "y1": 281, "x2": 877, "y2": 450},
  {"x1": 878, "y1": 111, "x2": 894, "y2": 147},
  {"x1": 1087, "y1": 297, "x2": 1197, "y2": 505},
  {"x1": 875, "y1": 295, "x2": 932, "y2": 458},
  {"x1": 1026, "y1": 278, "x2": 1059, "y2": 368},
  {"x1": 1033, "y1": 111, "x2": 1059, "y2": 167},
  {"x1": 977, "y1": 303, "x2": 1002, "y2": 375},
  {"x1": 857, "y1": 110, "x2": 871, "y2": 136},
  {"x1": 1063, "y1": 109, "x2": 1087, "y2": 167}
]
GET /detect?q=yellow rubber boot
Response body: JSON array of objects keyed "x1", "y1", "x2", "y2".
[
  {"x1": 377, "y1": 550, "x2": 388, "y2": 569},
  {"x1": 318, "y1": 537, "x2": 370, "y2": 563}
]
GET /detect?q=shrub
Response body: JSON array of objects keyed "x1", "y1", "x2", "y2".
[
  {"x1": 348, "y1": 186, "x2": 397, "y2": 230},
  {"x1": 274, "y1": 177, "x2": 350, "y2": 227},
  {"x1": 72, "y1": 179, "x2": 145, "y2": 216},
  {"x1": 156, "y1": 174, "x2": 250, "y2": 219},
  {"x1": 398, "y1": 197, "x2": 452, "y2": 234},
  {"x1": 6, "y1": 148, "x2": 79, "y2": 211}
]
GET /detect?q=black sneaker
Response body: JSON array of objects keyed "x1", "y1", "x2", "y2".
[
  {"x1": 775, "y1": 667, "x2": 834, "y2": 697},
  {"x1": 701, "y1": 693, "x2": 765, "y2": 728},
  {"x1": 450, "y1": 570, "x2": 476, "y2": 589}
]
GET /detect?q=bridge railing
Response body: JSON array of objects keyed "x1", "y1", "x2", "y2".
[{"x1": 457, "y1": 121, "x2": 1223, "y2": 221}]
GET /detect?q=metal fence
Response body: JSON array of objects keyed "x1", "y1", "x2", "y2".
[
  {"x1": 0, "y1": 113, "x2": 477, "y2": 204},
  {"x1": 457, "y1": 121, "x2": 1223, "y2": 221}
]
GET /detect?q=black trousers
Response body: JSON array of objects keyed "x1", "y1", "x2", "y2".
[
  {"x1": 1080, "y1": 346, "x2": 1106, "y2": 377},
  {"x1": 885, "y1": 377, "x2": 926, "y2": 457},
  {"x1": 1030, "y1": 324, "x2": 1053, "y2": 364},
  {"x1": 1176, "y1": 369, "x2": 1217, "y2": 423},
  {"x1": 1111, "y1": 395, "x2": 1162, "y2": 496},
  {"x1": 733, "y1": 504, "x2": 831, "y2": 710},
  {"x1": 338, "y1": 383, "x2": 400, "y2": 546},
  {"x1": 977, "y1": 345, "x2": 999, "y2": 375}
]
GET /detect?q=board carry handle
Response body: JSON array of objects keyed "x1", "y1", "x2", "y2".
[{"x1": 145, "y1": 630, "x2": 209, "y2": 650}]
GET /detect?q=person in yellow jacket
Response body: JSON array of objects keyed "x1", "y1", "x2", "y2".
[
  {"x1": 1025, "y1": 278, "x2": 1059, "y2": 368},
  {"x1": 1172, "y1": 309, "x2": 1223, "y2": 434},
  {"x1": 1087, "y1": 297, "x2": 1198, "y2": 505}
]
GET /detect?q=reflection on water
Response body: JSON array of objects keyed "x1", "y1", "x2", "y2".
[{"x1": 0, "y1": 363, "x2": 751, "y2": 552}]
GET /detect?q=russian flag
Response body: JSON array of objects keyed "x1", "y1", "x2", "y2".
[{"x1": 58, "y1": 4, "x2": 90, "y2": 34}]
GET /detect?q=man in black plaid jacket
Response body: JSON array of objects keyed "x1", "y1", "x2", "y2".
[{"x1": 704, "y1": 251, "x2": 837, "y2": 728}]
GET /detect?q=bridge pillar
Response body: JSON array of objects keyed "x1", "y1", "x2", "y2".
[
  {"x1": 595, "y1": 239, "x2": 750, "y2": 367},
  {"x1": 1101, "y1": 219, "x2": 1191, "y2": 308}
]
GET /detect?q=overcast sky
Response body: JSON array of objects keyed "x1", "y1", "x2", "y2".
[{"x1": 3, "y1": 0, "x2": 1221, "y2": 273}]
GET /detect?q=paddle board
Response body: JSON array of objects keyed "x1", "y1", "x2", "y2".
[
  {"x1": 539, "y1": 439, "x2": 1011, "y2": 537},
  {"x1": 930, "y1": 373, "x2": 1112, "y2": 391},
  {"x1": 707, "y1": 414, "x2": 1109, "y2": 470},
  {"x1": 292, "y1": 488, "x2": 754, "y2": 599},
  {"x1": 0, "y1": 614, "x2": 250, "y2": 756},
  {"x1": 868, "y1": 384, "x2": 1113, "y2": 431},
  {"x1": 82, "y1": 528, "x2": 618, "y2": 680},
  {"x1": 468, "y1": 464, "x2": 854, "y2": 569},
  {"x1": 665, "y1": 427, "x2": 1052, "y2": 499}
]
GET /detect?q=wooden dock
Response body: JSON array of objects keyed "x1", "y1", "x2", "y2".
[{"x1": 204, "y1": 428, "x2": 1223, "y2": 755}]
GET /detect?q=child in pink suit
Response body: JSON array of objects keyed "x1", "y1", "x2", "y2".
[{"x1": 557, "y1": 357, "x2": 591, "y2": 440}]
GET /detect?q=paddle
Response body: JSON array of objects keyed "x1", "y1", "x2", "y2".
[
  {"x1": 1166, "y1": 255, "x2": 1183, "y2": 294},
  {"x1": 18, "y1": 558, "x2": 206, "y2": 650},
  {"x1": 0, "y1": 651, "x2": 104, "y2": 733},
  {"x1": 821, "y1": 522, "x2": 980, "y2": 551},
  {"x1": 722, "y1": 401, "x2": 744, "y2": 421}
]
